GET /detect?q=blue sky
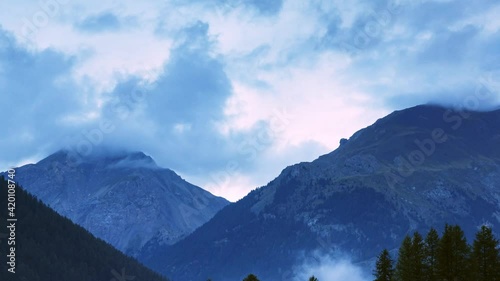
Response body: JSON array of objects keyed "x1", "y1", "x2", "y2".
[{"x1": 1, "y1": 0, "x2": 499, "y2": 201}]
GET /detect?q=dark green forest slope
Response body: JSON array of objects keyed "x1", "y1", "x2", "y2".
[{"x1": 0, "y1": 176, "x2": 167, "y2": 281}]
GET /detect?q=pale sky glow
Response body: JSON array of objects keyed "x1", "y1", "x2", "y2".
[{"x1": 1, "y1": 0, "x2": 499, "y2": 201}]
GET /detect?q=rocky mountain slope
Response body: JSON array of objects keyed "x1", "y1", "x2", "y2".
[
  {"x1": 0, "y1": 176, "x2": 168, "y2": 281},
  {"x1": 141, "y1": 105, "x2": 500, "y2": 281},
  {"x1": 3, "y1": 150, "x2": 229, "y2": 257}
]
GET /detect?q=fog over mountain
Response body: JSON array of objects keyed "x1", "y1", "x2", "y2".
[{"x1": 294, "y1": 255, "x2": 370, "y2": 281}]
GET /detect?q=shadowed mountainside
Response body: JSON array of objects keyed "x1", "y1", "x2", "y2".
[
  {"x1": 141, "y1": 104, "x2": 500, "y2": 281},
  {"x1": 0, "y1": 176, "x2": 168, "y2": 281}
]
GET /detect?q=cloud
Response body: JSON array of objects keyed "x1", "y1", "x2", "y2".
[
  {"x1": 95, "y1": 21, "x2": 236, "y2": 171},
  {"x1": 320, "y1": 0, "x2": 500, "y2": 111},
  {"x1": 293, "y1": 253, "x2": 370, "y2": 281},
  {"x1": 0, "y1": 27, "x2": 91, "y2": 169},
  {"x1": 185, "y1": 0, "x2": 284, "y2": 16},
  {"x1": 223, "y1": 0, "x2": 284, "y2": 15},
  {"x1": 0, "y1": 0, "x2": 499, "y2": 201},
  {"x1": 74, "y1": 11, "x2": 139, "y2": 33}
]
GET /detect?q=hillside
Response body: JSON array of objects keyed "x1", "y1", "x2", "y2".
[
  {"x1": 4, "y1": 150, "x2": 229, "y2": 257},
  {"x1": 141, "y1": 105, "x2": 500, "y2": 281},
  {"x1": 0, "y1": 176, "x2": 168, "y2": 281}
]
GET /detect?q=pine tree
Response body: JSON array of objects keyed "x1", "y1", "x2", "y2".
[
  {"x1": 243, "y1": 274, "x2": 260, "y2": 281},
  {"x1": 437, "y1": 224, "x2": 470, "y2": 281},
  {"x1": 423, "y1": 228, "x2": 439, "y2": 281},
  {"x1": 471, "y1": 225, "x2": 500, "y2": 281},
  {"x1": 396, "y1": 235, "x2": 413, "y2": 281},
  {"x1": 373, "y1": 249, "x2": 394, "y2": 281},
  {"x1": 309, "y1": 276, "x2": 319, "y2": 281},
  {"x1": 411, "y1": 232, "x2": 426, "y2": 281}
]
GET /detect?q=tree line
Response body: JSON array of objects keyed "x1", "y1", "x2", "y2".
[{"x1": 374, "y1": 224, "x2": 500, "y2": 281}]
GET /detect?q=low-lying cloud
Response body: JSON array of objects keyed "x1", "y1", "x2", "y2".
[{"x1": 293, "y1": 253, "x2": 370, "y2": 281}]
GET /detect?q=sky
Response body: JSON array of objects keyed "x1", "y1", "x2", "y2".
[{"x1": 1, "y1": 0, "x2": 500, "y2": 201}]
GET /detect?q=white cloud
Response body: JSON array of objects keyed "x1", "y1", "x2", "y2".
[
  {"x1": 452, "y1": 4, "x2": 500, "y2": 34},
  {"x1": 294, "y1": 254, "x2": 370, "y2": 281},
  {"x1": 1, "y1": 0, "x2": 499, "y2": 202},
  {"x1": 207, "y1": 0, "x2": 325, "y2": 56},
  {"x1": 0, "y1": 0, "x2": 171, "y2": 92},
  {"x1": 220, "y1": 51, "x2": 389, "y2": 151}
]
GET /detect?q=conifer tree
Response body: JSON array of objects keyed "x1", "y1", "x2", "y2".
[
  {"x1": 396, "y1": 235, "x2": 413, "y2": 281},
  {"x1": 243, "y1": 274, "x2": 260, "y2": 281},
  {"x1": 373, "y1": 249, "x2": 394, "y2": 281},
  {"x1": 423, "y1": 228, "x2": 439, "y2": 281},
  {"x1": 471, "y1": 225, "x2": 500, "y2": 281},
  {"x1": 411, "y1": 232, "x2": 426, "y2": 281},
  {"x1": 437, "y1": 224, "x2": 470, "y2": 281},
  {"x1": 309, "y1": 276, "x2": 319, "y2": 281}
]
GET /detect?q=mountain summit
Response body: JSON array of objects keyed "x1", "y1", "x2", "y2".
[
  {"x1": 7, "y1": 149, "x2": 229, "y2": 257},
  {"x1": 142, "y1": 105, "x2": 500, "y2": 281}
]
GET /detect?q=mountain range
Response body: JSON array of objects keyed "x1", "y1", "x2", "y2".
[
  {"x1": 140, "y1": 104, "x2": 500, "y2": 281},
  {"x1": 4, "y1": 150, "x2": 229, "y2": 257},
  {"x1": 4, "y1": 104, "x2": 500, "y2": 281}
]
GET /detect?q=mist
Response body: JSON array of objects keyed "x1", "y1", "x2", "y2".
[{"x1": 293, "y1": 253, "x2": 371, "y2": 281}]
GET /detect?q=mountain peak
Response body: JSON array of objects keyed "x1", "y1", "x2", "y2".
[
  {"x1": 41, "y1": 148, "x2": 159, "y2": 170},
  {"x1": 10, "y1": 148, "x2": 230, "y2": 257}
]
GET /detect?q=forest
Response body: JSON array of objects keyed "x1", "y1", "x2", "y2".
[{"x1": 373, "y1": 224, "x2": 500, "y2": 281}]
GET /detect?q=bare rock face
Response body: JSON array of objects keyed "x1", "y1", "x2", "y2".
[{"x1": 6, "y1": 150, "x2": 229, "y2": 257}]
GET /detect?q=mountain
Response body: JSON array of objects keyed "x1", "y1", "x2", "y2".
[
  {"x1": 3, "y1": 149, "x2": 229, "y2": 257},
  {"x1": 141, "y1": 104, "x2": 500, "y2": 281},
  {"x1": 0, "y1": 176, "x2": 168, "y2": 281}
]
